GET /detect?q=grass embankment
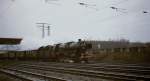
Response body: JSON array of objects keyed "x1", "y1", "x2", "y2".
[{"x1": 92, "y1": 52, "x2": 150, "y2": 64}]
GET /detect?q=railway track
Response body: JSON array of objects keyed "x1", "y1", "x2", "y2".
[
  {"x1": 22, "y1": 62, "x2": 150, "y2": 75},
  {"x1": 0, "y1": 67, "x2": 66, "y2": 81},
  {"x1": 25, "y1": 62, "x2": 150, "y2": 70},
  {"x1": 15, "y1": 64, "x2": 150, "y2": 81},
  {"x1": 2, "y1": 62, "x2": 150, "y2": 81},
  {"x1": 0, "y1": 68, "x2": 32, "y2": 81},
  {"x1": 36, "y1": 62, "x2": 150, "y2": 75},
  {"x1": 74, "y1": 65, "x2": 150, "y2": 75}
]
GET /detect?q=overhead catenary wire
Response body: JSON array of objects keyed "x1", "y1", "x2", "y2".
[
  {"x1": 98, "y1": 0, "x2": 129, "y2": 13},
  {"x1": 83, "y1": 0, "x2": 149, "y2": 25},
  {"x1": 78, "y1": 2, "x2": 99, "y2": 11},
  {"x1": 143, "y1": 11, "x2": 149, "y2": 14},
  {"x1": 110, "y1": 6, "x2": 127, "y2": 13},
  {"x1": 96, "y1": 0, "x2": 148, "y2": 22},
  {"x1": 79, "y1": 0, "x2": 130, "y2": 23},
  {"x1": 95, "y1": 8, "x2": 150, "y2": 25},
  {"x1": 92, "y1": 0, "x2": 129, "y2": 12},
  {"x1": 79, "y1": 0, "x2": 130, "y2": 17},
  {"x1": 1, "y1": 0, "x2": 149, "y2": 26}
]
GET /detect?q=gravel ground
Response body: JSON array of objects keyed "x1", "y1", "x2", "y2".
[
  {"x1": 15, "y1": 66, "x2": 113, "y2": 81},
  {"x1": 0, "y1": 73, "x2": 22, "y2": 81}
]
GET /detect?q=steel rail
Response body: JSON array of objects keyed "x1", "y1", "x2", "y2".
[
  {"x1": 19, "y1": 64, "x2": 150, "y2": 81},
  {"x1": 0, "y1": 67, "x2": 66, "y2": 81}
]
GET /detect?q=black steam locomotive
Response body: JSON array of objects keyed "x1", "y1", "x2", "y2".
[
  {"x1": 0, "y1": 39, "x2": 92, "y2": 63},
  {"x1": 37, "y1": 39, "x2": 92, "y2": 62}
]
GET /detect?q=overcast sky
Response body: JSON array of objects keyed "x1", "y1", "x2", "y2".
[{"x1": 0, "y1": 0, "x2": 150, "y2": 49}]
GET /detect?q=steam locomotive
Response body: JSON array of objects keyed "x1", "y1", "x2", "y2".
[
  {"x1": 37, "y1": 39, "x2": 92, "y2": 62},
  {"x1": 0, "y1": 39, "x2": 92, "y2": 63}
]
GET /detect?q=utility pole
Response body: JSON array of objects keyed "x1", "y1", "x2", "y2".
[
  {"x1": 36, "y1": 23, "x2": 51, "y2": 38},
  {"x1": 47, "y1": 25, "x2": 50, "y2": 36}
]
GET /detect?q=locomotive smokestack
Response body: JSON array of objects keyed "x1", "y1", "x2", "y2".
[{"x1": 78, "y1": 39, "x2": 82, "y2": 42}]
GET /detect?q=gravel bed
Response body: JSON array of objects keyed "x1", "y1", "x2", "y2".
[{"x1": 15, "y1": 67, "x2": 112, "y2": 81}]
